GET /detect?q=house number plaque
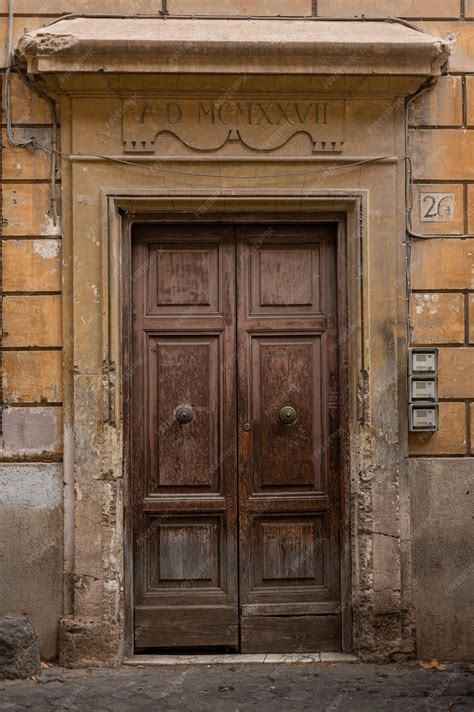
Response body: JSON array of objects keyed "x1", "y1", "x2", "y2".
[
  {"x1": 122, "y1": 99, "x2": 345, "y2": 154},
  {"x1": 419, "y1": 192, "x2": 455, "y2": 222}
]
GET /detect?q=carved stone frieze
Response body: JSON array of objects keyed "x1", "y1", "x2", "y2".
[{"x1": 122, "y1": 99, "x2": 345, "y2": 154}]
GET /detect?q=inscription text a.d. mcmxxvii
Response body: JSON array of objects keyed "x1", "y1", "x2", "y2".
[{"x1": 122, "y1": 99, "x2": 345, "y2": 154}]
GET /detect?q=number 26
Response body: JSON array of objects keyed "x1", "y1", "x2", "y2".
[{"x1": 422, "y1": 194, "x2": 453, "y2": 220}]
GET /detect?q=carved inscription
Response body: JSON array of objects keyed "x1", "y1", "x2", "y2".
[
  {"x1": 196, "y1": 101, "x2": 329, "y2": 127},
  {"x1": 122, "y1": 99, "x2": 345, "y2": 154}
]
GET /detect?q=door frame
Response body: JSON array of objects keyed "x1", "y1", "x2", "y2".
[{"x1": 120, "y1": 199, "x2": 353, "y2": 657}]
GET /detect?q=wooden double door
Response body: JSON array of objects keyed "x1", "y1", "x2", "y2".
[{"x1": 131, "y1": 222, "x2": 343, "y2": 653}]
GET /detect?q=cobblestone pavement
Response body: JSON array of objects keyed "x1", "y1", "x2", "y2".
[{"x1": 0, "y1": 662, "x2": 473, "y2": 711}]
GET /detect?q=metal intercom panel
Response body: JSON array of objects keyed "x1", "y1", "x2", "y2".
[
  {"x1": 409, "y1": 348, "x2": 438, "y2": 375},
  {"x1": 409, "y1": 377, "x2": 437, "y2": 402},
  {"x1": 409, "y1": 404, "x2": 439, "y2": 431},
  {"x1": 408, "y1": 348, "x2": 439, "y2": 432}
]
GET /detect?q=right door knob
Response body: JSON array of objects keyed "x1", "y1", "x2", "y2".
[{"x1": 279, "y1": 405, "x2": 298, "y2": 425}]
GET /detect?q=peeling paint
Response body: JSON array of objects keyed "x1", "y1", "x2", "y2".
[
  {"x1": 41, "y1": 214, "x2": 62, "y2": 237},
  {"x1": 103, "y1": 580, "x2": 119, "y2": 593},
  {"x1": 0, "y1": 463, "x2": 62, "y2": 510},
  {"x1": 33, "y1": 239, "x2": 61, "y2": 259},
  {"x1": 0, "y1": 408, "x2": 62, "y2": 457},
  {"x1": 415, "y1": 293, "x2": 442, "y2": 315}
]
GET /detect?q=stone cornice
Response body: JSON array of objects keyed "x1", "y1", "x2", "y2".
[{"x1": 16, "y1": 16, "x2": 450, "y2": 78}]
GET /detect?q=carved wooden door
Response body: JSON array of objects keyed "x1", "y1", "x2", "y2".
[
  {"x1": 131, "y1": 223, "x2": 341, "y2": 652},
  {"x1": 236, "y1": 225, "x2": 341, "y2": 653},
  {"x1": 131, "y1": 224, "x2": 239, "y2": 648}
]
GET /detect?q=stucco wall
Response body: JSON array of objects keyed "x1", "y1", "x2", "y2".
[
  {"x1": 0, "y1": 464, "x2": 63, "y2": 660},
  {"x1": 0, "y1": 0, "x2": 473, "y2": 661},
  {"x1": 410, "y1": 459, "x2": 474, "y2": 660}
]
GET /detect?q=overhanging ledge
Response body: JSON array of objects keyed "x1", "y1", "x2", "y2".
[{"x1": 16, "y1": 16, "x2": 450, "y2": 76}]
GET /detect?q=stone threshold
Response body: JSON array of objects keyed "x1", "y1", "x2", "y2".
[{"x1": 125, "y1": 652, "x2": 358, "y2": 665}]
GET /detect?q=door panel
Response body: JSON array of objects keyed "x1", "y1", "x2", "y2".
[
  {"x1": 254, "y1": 515, "x2": 325, "y2": 585},
  {"x1": 240, "y1": 615, "x2": 341, "y2": 655},
  {"x1": 132, "y1": 225, "x2": 238, "y2": 649},
  {"x1": 147, "y1": 334, "x2": 221, "y2": 493},
  {"x1": 147, "y1": 241, "x2": 221, "y2": 315},
  {"x1": 249, "y1": 242, "x2": 321, "y2": 315},
  {"x1": 237, "y1": 225, "x2": 341, "y2": 652},
  {"x1": 131, "y1": 222, "x2": 342, "y2": 653},
  {"x1": 251, "y1": 335, "x2": 322, "y2": 491}
]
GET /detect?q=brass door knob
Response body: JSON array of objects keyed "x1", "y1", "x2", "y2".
[
  {"x1": 279, "y1": 405, "x2": 297, "y2": 425},
  {"x1": 174, "y1": 405, "x2": 195, "y2": 424}
]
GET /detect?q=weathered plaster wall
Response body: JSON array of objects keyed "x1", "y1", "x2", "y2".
[
  {"x1": 0, "y1": 0, "x2": 473, "y2": 662},
  {"x1": 0, "y1": 464, "x2": 63, "y2": 660},
  {"x1": 410, "y1": 459, "x2": 474, "y2": 660}
]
